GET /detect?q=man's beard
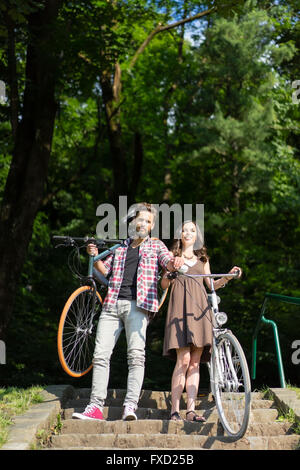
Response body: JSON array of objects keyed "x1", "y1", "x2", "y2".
[{"x1": 128, "y1": 222, "x2": 149, "y2": 239}]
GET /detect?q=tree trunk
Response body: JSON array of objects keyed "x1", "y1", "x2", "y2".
[
  {"x1": 129, "y1": 131, "x2": 144, "y2": 204},
  {"x1": 100, "y1": 64, "x2": 128, "y2": 204},
  {"x1": 4, "y1": 11, "x2": 19, "y2": 138},
  {"x1": 0, "y1": 0, "x2": 61, "y2": 340}
]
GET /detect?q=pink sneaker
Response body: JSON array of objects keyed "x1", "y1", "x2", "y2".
[{"x1": 72, "y1": 404, "x2": 104, "y2": 420}]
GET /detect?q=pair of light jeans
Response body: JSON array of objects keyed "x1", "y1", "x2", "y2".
[{"x1": 90, "y1": 299, "x2": 149, "y2": 410}]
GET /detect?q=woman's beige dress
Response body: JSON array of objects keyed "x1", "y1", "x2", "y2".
[{"x1": 163, "y1": 260, "x2": 213, "y2": 362}]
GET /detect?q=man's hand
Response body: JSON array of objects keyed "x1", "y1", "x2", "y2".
[
  {"x1": 167, "y1": 256, "x2": 185, "y2": 272},
  {"x1": 87, "y1": 243, "x2": 98, "y2": 256}
]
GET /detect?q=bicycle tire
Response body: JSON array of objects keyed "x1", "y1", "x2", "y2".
[
  {"x1": 57, "y1": 285, "x2": 102, "y2": 377},
  {"x1": 212, "y1": 331, "x2": 251, "y2": 439}
]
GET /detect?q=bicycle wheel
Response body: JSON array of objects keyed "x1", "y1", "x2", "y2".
[
  {"x1": 212, "y1": 331, "x2": 251, "y2": 439},
  {"x1": 57, "y1": 285, "x2": 102, "y2": 377}
]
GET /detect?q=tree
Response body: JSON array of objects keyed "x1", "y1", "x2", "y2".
[
  {"x1": 1, "y1": 1, "x2": 299, "y2": 388},
  {"x1": 0, "y1": 0, "x2": 231, "y2": 338},
  {"x1": 0, "y1": 0, "x2": 62, "y2": 340}
]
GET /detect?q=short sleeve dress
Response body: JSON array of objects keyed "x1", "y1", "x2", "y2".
[{"x1": 163, "y1": 259, "x2": 213, "y2": 362}]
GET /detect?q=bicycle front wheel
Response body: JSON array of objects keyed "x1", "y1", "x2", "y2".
[
  {"x1": 212, "y1": 331, "x2": 251, "y2": 439},
  {"x1": 57, "y1": 286, "x2": 102, "y2": 377}
]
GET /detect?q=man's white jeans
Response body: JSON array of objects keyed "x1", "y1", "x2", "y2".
[{"x1": 90, "y1": 299, "x2": 149, "y2": 410}]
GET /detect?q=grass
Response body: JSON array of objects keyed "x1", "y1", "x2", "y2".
[
  {"x1": 0, "y1": 386, "x2": 44, "y2": 448},
  {"x1": 33, "y1": 413, "x2": 63, "y2": 449},
  {"x1": 259, "y1": 383, "x2": 300, "y2": 439},
  {"x1": 287, "y1": 384, "x2": 300, "y2": 399},
  {"x1": 276, "y1": 407, "x2": 300, "y2": 437},
  {"x1": 258, "y1": 383, "x2": 300, "y2": 400}
]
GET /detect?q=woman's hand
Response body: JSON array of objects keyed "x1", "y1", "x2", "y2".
[{"x1": 226, "y1": 266, "x2": 242, "y2": 280}]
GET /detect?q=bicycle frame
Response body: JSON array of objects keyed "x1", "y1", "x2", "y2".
[
  {"x1": 56, "y1": 235, "x2": 173, "y2": 378},
  {"x1": 187, "y1": 272, "x2": 251, "y2": 439},
  {"x1": 183, "y1": 272, "x2": 237, "y2": 326},
  {"x1": 80, "y1": 243, "x2": 123, "y2": 332},
  {"x1": 53, "y1": 236, "x2": 123, "y2": 286},
  {"x1": 53, "y1": 235, "x2": 123, "y2": 333},
  {"x1": 207, "y1": 274, "x2": 242, "y2": 392},
  {"x1": 181, "y1": 272, "x2": 240, "y2": 389},
  {"x1": 88, "y1": 242, "x2": 122, "y2": 278}
]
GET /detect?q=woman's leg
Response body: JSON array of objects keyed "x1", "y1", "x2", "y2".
[
  {"x1": 171, "y1": 347, "x2": 191, "y2": 415},
  {"x1": 186, "y1": 346, "x2": 203, "y2": 413}
]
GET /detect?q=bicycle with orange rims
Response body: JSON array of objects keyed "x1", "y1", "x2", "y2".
[{"x1": 53, "y1": 236, "x2": 169, "y2": 378}]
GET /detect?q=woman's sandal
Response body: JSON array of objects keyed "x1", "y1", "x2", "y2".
[
  {"x1": 186, "y1": 411, "x2": 206, "y2": 422},
  {"x1": 170, "y1": 411, "x2": 183, "y2": 421}
]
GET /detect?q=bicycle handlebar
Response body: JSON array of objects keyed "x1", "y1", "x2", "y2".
[
  {"x1": 52, "y1": 235, "x2": 123, "y2": 247},
  {"x1": 184, "y1": 272, "x2": 240, "y2": 278},
  {"x1": 167, "y1": 268, "x2": 241, "y2": 281}
]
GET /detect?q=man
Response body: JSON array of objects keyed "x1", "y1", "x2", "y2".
[{"x1": 72, "y1": 202, "x2": 184, "y2": 421}]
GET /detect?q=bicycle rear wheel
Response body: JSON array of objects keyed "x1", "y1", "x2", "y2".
[
  {"x1": 57, "y1": 285, "x2": 102, "y2": 377},
  {"x1": 212, "y1": 331, "x2": 251, "y2": 439}
]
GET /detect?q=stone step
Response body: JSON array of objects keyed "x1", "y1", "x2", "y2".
[
  {"x1": 50, "y1": 432, "x2": 300, "y2": 450},
  {"x1": 47, "y1": 447, "x2": 209, "y2": 451},
  {"x1": 70, "y1": 388, "x2": 265, "y2": 401},
  {"x1": 65, "y1": 397, "x2": 213, "y2": 410},
  {"x1": 47, "y1": 387, "x2": 300, "y2": 451},
  {"x1": 64, "y1": 397, "x2": 274, "y2": 410},
  {"x1": 64, "y1": 405, "x2": 278, "y2": 423},
  {"x1": 60, "y1": 418, "x2": 292, "y2": 437}
]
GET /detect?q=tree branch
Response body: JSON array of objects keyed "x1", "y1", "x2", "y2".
[{"x1": 129, "y1": 7, "x2": 216, "y2": 69}]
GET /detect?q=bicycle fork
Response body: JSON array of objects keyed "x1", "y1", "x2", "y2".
[
  {"x1": 78, "y1": 277, "x2": 99, "y2": 335},
  {"x1": 215, "y1": 337, "x2": 241, "y2": 392}
]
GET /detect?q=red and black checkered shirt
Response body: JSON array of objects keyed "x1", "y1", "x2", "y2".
[{"x1": 102, "y1": 237, "x2": 173, "y2": 313}]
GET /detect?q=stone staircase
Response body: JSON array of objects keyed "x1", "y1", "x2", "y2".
[{"x1": 48, "y1": 388, "x2": 300, "y2": 450}]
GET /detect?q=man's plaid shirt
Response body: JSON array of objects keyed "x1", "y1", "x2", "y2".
[{"x1": 101, "y1": 237, "x2": 173, "y2": 313}]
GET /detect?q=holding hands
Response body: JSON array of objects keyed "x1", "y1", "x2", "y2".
[{"x1": 171, "y1": 256, "x2": 185, "y2": 271}]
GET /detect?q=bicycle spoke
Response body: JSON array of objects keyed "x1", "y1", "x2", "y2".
[
  {"x1": 58, "y1": 286, "x2": 102, "y2": 376},
  {"x1": 213, "y1": 332, "x2": 251, "y2": 439}
]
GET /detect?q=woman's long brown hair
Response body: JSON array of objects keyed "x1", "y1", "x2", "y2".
[{"x1": 170, "y1": 221, "x2": 209, "y2": 263}]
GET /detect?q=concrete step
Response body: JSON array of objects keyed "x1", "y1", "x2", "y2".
[
  {"x1": 46, "y1": 388, "x2": 300, "y2": 451},
  {"x1": 60, "y1": 418, "x2": 293, "y2": 437},
  {"x1": 69, "y1": 388, "x2": 265, "y2": 401},
  {"x1": 50, "y1": 432, "x2": 300, "y2": 450},
  {"x1": 65, "y1": 397, "x2": 213, "y2": 410},
  {"x1": 64, "y1": 397, "x2": 274, "y2": 410},
  {"x1": 47, "y1": 446, "x2": 209, "y2": 451},
  {"x1": 64, "y1": 405, "x2": 278, "y2": 423}
]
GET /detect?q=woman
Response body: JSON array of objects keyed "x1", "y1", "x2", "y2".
[{"x1": 162, "y1": 221, "x2": 242, "y2": 422}]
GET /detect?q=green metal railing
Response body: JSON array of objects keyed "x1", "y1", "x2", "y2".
[{"x1": 251, "y1": 292, "x2": 300, "y2": 388}]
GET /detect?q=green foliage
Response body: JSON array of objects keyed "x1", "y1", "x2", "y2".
[{"x1": 0, "y1": 0, "x2": 299, "y2": 390}]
